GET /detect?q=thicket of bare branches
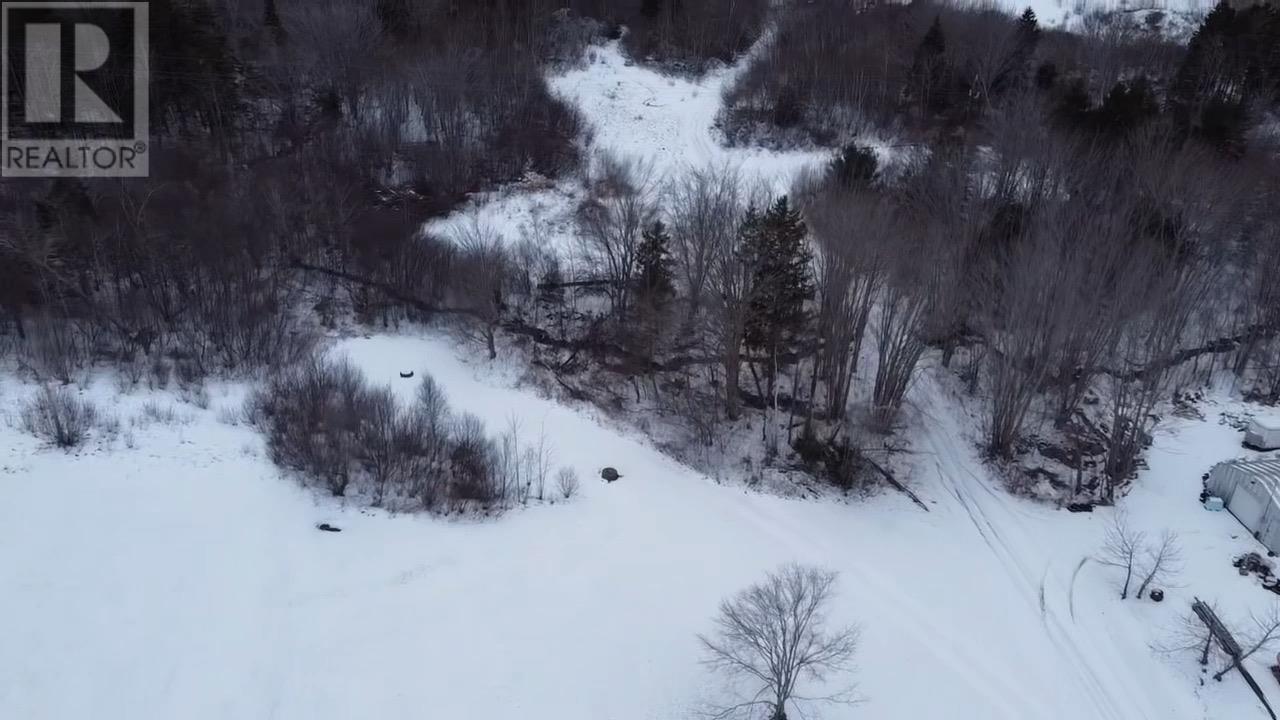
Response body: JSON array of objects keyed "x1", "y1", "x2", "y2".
[
  {"x1": 18, "y1": 386, "x2": 102, "y2": 449},
  {"x1": 246, "y1": 355, "x2": 572, "y2": 514},
  {"x1": 2, "y1": 0, "x2": 1279, "y2": 507},
  {"x1": 0, "y1": 0, "x2": 587, "y2": 385},
  {"x1": 577, "y1": 154, "x2": 660, "y2": 322},
  {"x1": 612, "y1": 0, "x2": 770, "y2": 72}
]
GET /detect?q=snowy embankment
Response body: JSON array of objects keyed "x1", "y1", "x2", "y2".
[{"x1": 3, "y1": 21, "x2": 1279, "y2": 720}]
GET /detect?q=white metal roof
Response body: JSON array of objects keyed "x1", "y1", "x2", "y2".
[
  {"x1": 1221, "y1": 457, "x2": 1280, "y2": 507},
  {"x1": 1251, "y1": 417, "x2": 1280, "y2": 432}
]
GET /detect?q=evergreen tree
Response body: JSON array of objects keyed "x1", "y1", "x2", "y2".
[
  {"x1": 1170, "y1": 0, "x2": 1272, "y2": 154},
  {"x1": 1019, "y1": 8, "x2": 1040, "y2": 34},
  {"x1": 1095, "y1": 76, "x2": 1159, "y2": 135},
  {"x1": 831, "y1": 144, "x2": 878, "y2": 189},
  {"x1": 1052, "y1": 77, "x2": 1092, "y2": 128},
  {"x1": 263, "y1": 0, "x2": 286, "y2": 45},
  {"x1": 1172, "y1": 0, "x2": 1236, "y2": 108},
  {"x1": 377, "y1": 0, "x2": 416, "y2": 42},
  {"x1": 744, "y1": 197, "x2": 814, "y2": 392},
  {"x1": 991, "y1": 9, "x2": 1041, "y2": 97},
  {"x1": 636, "y1": 220, "x2": 674, "y2": 303},
  {"x1": 1035, "y1": 61, "x2": 1058, "y2": 90},
  {"x1": 905, "y1": 17, "x2": 950, "y2": 116},
  {"x1": 150, "y1": 0, "x2": 243, "y2": 138}
]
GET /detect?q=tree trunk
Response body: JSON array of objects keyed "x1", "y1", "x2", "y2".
[{"x1": 725, "y1": 344, "x2": 742, "y2": 419}]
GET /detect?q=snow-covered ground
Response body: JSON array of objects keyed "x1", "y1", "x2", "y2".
[
  {"x1": 425, "y1": 38, "x2": 831, "y2": 248},
  {"x1": 1012, "y1": 0, "x2": 1214, "y2": 29},
  {"x1": 3, "y1": 334, "x2": 1279, "y2": 719},
  {"x1": 5, "y1": 11, "x2": 1278, "y2": 720}
]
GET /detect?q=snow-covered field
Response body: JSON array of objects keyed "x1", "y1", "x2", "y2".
[
  {"x1": 3, "y1": 334, "x2": 1278, "y2": 719},
  {"x1": 5, "y1": 11, "x2": 1279, "y2": 720}
]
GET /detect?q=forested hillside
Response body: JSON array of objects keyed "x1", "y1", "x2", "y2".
[
  {"x1": 3, "y1": 0, "x2": 1279, "y2": 504},
  {"x1": 8, "y1": 3, "x2": 1280, "y2": 720}
]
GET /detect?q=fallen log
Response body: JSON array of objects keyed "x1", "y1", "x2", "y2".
[{"x1": 862, "y1": 455, "x2": 930, "y2": 512}]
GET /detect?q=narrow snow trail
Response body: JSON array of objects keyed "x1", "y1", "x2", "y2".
[{"x1": 908, "y1": 374, "x2": 1220, "y2": 720}]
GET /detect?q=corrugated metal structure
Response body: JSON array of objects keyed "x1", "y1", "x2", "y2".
[
  {"x1": 1207, "y1": 457, "x2": 1280, "y2": 553},
  {"x1": 1245, "y1": 418, "x2": 1280, "y2": 450}
]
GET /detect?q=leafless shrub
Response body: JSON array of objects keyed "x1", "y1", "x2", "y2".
[
  {"x1": 19, "y1": 386, "x2": 99, "y2": 449},
  {"x1": 556, "y1": 466, "x2": 581, "y2": 499},
  {"x1": 179, "y1": 382, "x2": 211, "y2": 410},
  {"x1": 411, "y1": 375, "x2": 453, "y2": 509},
  {"x1": 250, "y1": 356, "x2": 507, "y2": 512},
  {"x1": 117, "y1": 353, "x2": 146, "y2": 391},
  {"x1": 449, "y1": 412, "x2": 502, "y2": 507},
  {"x1": 699, "y1": 564, "x2": 858, "y2": 720},
  {"x1": 96, "y1": 412, "x2": 121, "y2": 444},
  {"x1": 138, "y1": 400, "x2": 182, "y2": 427},
  {"x1": 249, "y1": 356, "x2": 371, "y2": 497},
  {"x1": 19, "y1": 314, "x2": 87, "y2": 385},
  {"x1": 149, "y1": 358, "x2": 171, "y2": 390},
  {"x1": 532, "y1": 424, "x2": 554, "y2": 501},
  {"x1": 355, "y1": 387, "x2": 410, "y2": 507}
]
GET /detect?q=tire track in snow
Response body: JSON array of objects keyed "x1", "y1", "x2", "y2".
[
  {"x1": 918, "y1": 397, "x2": 1157, "y2": 720},
  {"x1": 722, "y1": 495, "x2": 1048, "y2": 719}
]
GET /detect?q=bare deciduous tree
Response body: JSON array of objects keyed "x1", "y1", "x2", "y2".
[
  {"x1": 577, "y1": 153, "x2": 659, "y2": 321},
  {"x1": 669, "y1": 163, "x2": 744, "y2": 329},
  {"x1": 699, "y1": 564, "x2": 858, "y2": 720},
  {"x1": 451, "y1": 223, "x2": 510, "y2": 360},
  {"x1": 707, "y1": 207, "x2": 764, "y2": 420},
  {"x1": 799, "y1": 179, "x2": 886, "y2": 420},
  {"x1": 1135, "y1": 530, "x2": 1182, "y2": 600},
  {"x1": 1168, "y1": 603, "x2": 1280, "y2": 683},
  {"x1": 871, "y1": 257, "x2": 933, "y2": 427},
  {"x1": 1099, "y1": 512, "x2": 1146, "y2": 600},
  {"x1": 1215, "y1": 604, "x2": 1280, "y2": 681}
]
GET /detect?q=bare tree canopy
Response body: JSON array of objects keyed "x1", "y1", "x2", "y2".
[
  {"x1": 1099, "y1": 512, "x2": 1145, "y2": 600},
  {"x1": 699, "y1": 564, "x2": 858, "y2": 720}
]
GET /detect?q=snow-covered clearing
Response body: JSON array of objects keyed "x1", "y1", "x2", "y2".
[
  {"x1": 425, "y1": 38, "x2": 831, "y2": 249},
  {"x1": 1011, "y1": 0, "x2": 1214, "y2": 29},
  {"x1": 3, "y1": 334, "x2": 1278, "y2": 719}
]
